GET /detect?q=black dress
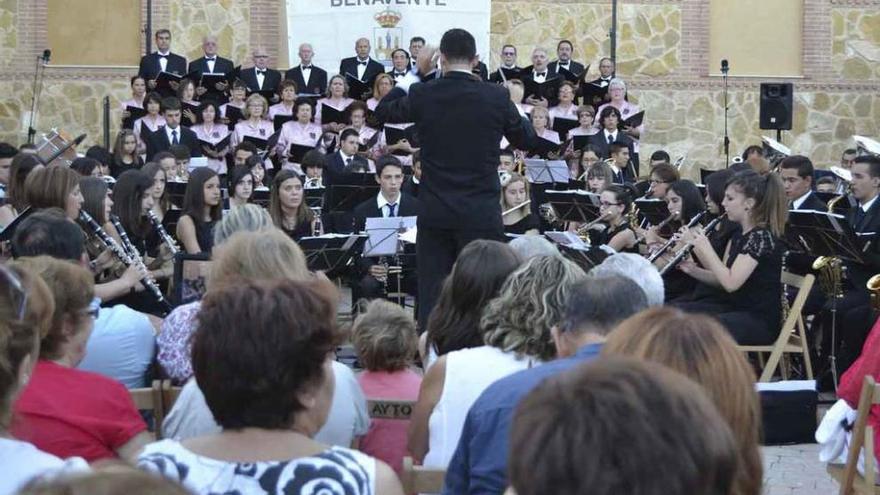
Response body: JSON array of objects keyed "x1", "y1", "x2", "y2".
[
  {"x1": 194, "y1": 219, "x2": 217, "y2": 254},
  {"x1": 504, "y1": 214, "x2": 540, "y2": 235},
  {"x1": 676, "y1": 227, "x2": 783, "y2": 345},
  {"x1": 602, "y1": 222, "x2": 639, "y2": 254},
  {"x1": 281, "y1": 220, "x2": 312, "y2": 242}
]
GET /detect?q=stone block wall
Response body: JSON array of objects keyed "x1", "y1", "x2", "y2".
[{"x1": 1, "y1": 0, "x2": 879, "y2": 180}]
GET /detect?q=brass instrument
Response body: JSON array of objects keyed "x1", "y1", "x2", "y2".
[
  {"x1": 658, "y1": 213, "x2": 726, "y2": 276},
  {"x1": 576, "y1": 212, "x2": 611, "y2": 238},
  {"x1": 813, "y1": 255, "x2": 844, "y2": 299},
  {"x1": 147, "y1": 210, "x2": 180, "y2": 257},
  {"x1": 502, "y1": 200, "x2": 531, "y2": 217},
  {"x1": 869, "y1": 274, "x2": 880, "y2": 313},
  {"x1": 310, "y1": 207, "x2": 323, "y2": 236},
  {"x1": 647, "y1": 211, "x2": 707, "y2": 263}
]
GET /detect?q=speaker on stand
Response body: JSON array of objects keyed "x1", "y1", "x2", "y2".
[{"x1": 759, "y1": 82, "x2": 794, "y2": 142}]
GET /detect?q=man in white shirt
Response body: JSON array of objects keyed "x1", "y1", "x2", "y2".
[
  {"x1": 339, "y1": 38, "x2": 385, "y2": 86},
  {"x1": 780, "y1": 155, "x2": 827, "y2": 211},
  {"x1": 388, "y1": 49, "x2": 411, "y2": 83},
  {"x1": 240, "y1": 47, "x2": 282, "y2": 100},
  {"x1": 284, "y1": 43, "x2": 328, "y2": 97},
  {"x1": 138, "y1": 29, "x2": 187, "y2": 89}
]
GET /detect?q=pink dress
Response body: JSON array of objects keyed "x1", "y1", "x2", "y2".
[
  {"x1": 356, "y1": 369, "x2": 422, "y2": 473},
  {"x1": 191, "y1": 123, "x2": 231, "y2": 174},
  {"x1": 275, "y1": 120, "x2": 322, "y2": 172},
  {"x1": 268, "y1": 102, "x2": 295, "y2": 121},
  {"x1": 232, "y1": 119, "x2": 276, "y2": 170},
  {"x1": 315, "y1": 97, "x2": 354, "y2": 126},
  {"x1": 548, "y1": 104, "x2": 578, "y2": 126}
]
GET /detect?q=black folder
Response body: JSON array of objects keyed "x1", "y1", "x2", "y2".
[
  {"x1": 243, "y1": 135, "x2": 269, "y2": 151},
  {"x1": 223, "y1": 105, "x2": 244, "y2": 130},
  {"x1": 523, "y1": 76, "x2": 561, "y2": 102},
  {"x1": 122, "y1": 106, "x2": 147, "y2": 130},
  {"x1": 181, "y1": 101, "x2": 200, "y2": 127},
  {"x1": 321, "y1": 105, "x2": 348, "y2": 126},
  {"x1": 155, "y1": 70, "x2": 199, "y2": 95},
  {"x1": 198, "y1": 134, "x2": 231, "y2": 153},
  {"x1": 273, "y1": 114, "x2": 295, "y2": 131},
  {"x1": 530, "y1": 137, "x2": 563, "y2": 159},
  {"x1": 288, "y1": 143, "x2": 314, "y2": 163},
  {"x1": 557, "y1": 66, "x2": 584, "y2": 83},
  {"x1": 572, "y1": 135, "x2": 591, "y2": 151},
  {"x1": 552, "y1": 117, "x2": 579, "y2": 140},
  {"x1": 580, "y1": 81, "x2": 609, "y2": 107},
  {"x1": 620, "y1": 111, "x2": 645, "y2": 130},
  {"x1": 344, "y1": 73, "x2": 373, "y2": 100},
  {"x1": 199, "y1": 73, "x2": 228, "y2": 92}
]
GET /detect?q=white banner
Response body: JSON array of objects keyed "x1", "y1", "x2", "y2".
[{"x1": 286, "y1": 0, "x2": 491, "y2": 75}]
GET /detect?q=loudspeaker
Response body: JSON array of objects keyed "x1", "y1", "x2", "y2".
[{"x1": 759, "y1": 83, "x2": 793, "y2": 130}]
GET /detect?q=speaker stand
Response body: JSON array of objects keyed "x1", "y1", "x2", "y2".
[
  {"x1": 722, "y1": 69, "x2": 730, "y2": 168},
  {"x1": 776, "y1": 128, "x2": 783, "y2": 144}
]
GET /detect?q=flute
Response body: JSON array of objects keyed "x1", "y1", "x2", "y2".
[
  {"x1": 502, "y1": 200, "x2": 531, "y2": 217},
  {"x1": 107, "y1": 214, "x2": 173, "y2": 312},
  {"x1": 147, "y1": 210, "x2": 180, "y2": 256}
]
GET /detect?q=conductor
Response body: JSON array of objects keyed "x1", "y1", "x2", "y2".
[{"x1": 375, "y1": 28, "x2": 534, "y2": 324}]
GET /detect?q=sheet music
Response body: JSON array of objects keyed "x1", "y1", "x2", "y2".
[{"x1": 364, "y1": 216, "x2": 417, "y2": 257}]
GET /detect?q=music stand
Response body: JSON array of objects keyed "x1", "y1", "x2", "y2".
[
  {"x1": 305, "y1": 187, "x2": 325, "y2": 209},
  {"x1": 172, "y1": 253, "x2": 211, "y2": 306},
  {"x1": 251, "y1": 188, "x2": 270, "y2": 208},
  {"x1": 524, "y1": 159, "x2": 570, "y2": 184},
  {"x1": 544, "y1": 231, "x2": 612, "y2": 270},
  {"x1": 635, "y1": 198, "x2": 671, "y2": 226},
  {"x1": 545, "y1": 190, "x2": 601, "y2": 223},
  {"x1": 298, "y1": 233, "x2": 367, "y2": 279},
  {"x1": 364, "y1": 216, "x2": 417, "y2": 306},
  {"x1": 325, "y1": 174, "x2": 381, "y2": 214}
]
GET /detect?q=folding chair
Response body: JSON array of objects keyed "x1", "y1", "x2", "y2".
[
  {"x1": 129, "y1": 380, "x2": 164, "y2": 440},
  {"x1": 827, "y1": 375, "x2": 880, "y2": 494},
  {"x1": 740, "y1": 272, "x2": 815, "y2": 382}
]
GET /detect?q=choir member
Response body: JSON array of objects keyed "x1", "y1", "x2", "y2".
[
  {"x1": 347, "y1": 101, "x2": 378, "y2": 147},
  {"x1": 388, "y1": 49, "x2": 411, "y2": 83},
  {"x1": 138, "y1": 29, "x2": 187, "y2": 88},
  {"x1": 548, "y1": 40, "x2": 585, "y2": 77},
  {"x1": 269, "y1": 169, "x2": 315, "y2": 240},
  {"x1": 596, "y1": 78, "x2": 643, "y2": 170},
  {"x1": 316, "y1": 75, "x2": 355, "y2": 132},
  {"x1": 548, "y1": 81, "x2": 579, "y2": 127},
  {"x1": 501, "y1": 173, "x2": 539, "y2": 235},
  {"x1": 191, "y1": 101, "x2": 231, "y2": 175},
  {"x1": 268, "y1": 79, "x2": 298, "y2": 121},
  {"x1": 120, "y1": 75, "x2": 147, "y2": 126},
  {"x1": 111, "y1": 130, "x2": 143, "y2": 177},
  {"x1": 472, "y1": 54, "x2": 489, "y2": 81},
  {"x1": 528, "y1": 106, "x2": 560, "y2": 149},
  {"x1": 0, "y1": 154, "x2": 41, "y2": 227},
  {"x1": 187, "y1": 35, "x2": 234, "y2": 99},
  {"x1": 568, "y1": 105, "x2": 598, "y2": 138},
  {"x1": 176, "y1": 78, "x2": 199, "y2": 126},
  {"x1": 597, "y1": 185, "x2": 638, "y2": 253},
  {"x1": 586, "y1": 159, "x2": 613, "y2": 193},
  {"x1": 275, "y1": 97, "x2": 322, "y2": 174},
  {"x1": 132, "y1": 93, "x2": 165, "y2": 156},
  {"x1": 504, "y1": 79, "x2": 532, "y2": 118},
  {"x1": 367, "y1": 73, "x2": 394, "y2": 112},
  {"x1": 176, "y1": 167, "x2": 222, "y2": 254},
  {"x1": 285, "y1": 43, "x2": 328, "y2": 98},
  {"x1": 140, "y1": 162, "x2": 171, "y2": 223},
  {"x1": 409, "y1": 37, "x2": 426, "y2": 70},
  {"x1": 339, "y1": 38, "x2": 386, "y2": 90},
  {"x1": 227, "y1": 165, "x2": 253, "y2": 209},
  {"x1": 490, "y1": 44, "x2": 523, "y2": 83},
  {"x1": 523, "y1": 47, "x2": 557, "y2": 107},
  {"x1": 676, "y1": 171, "x2": 787, "y2": 345},
  {"x1": 145, "y1": 98, "x2": 202, "y2": 162},
  {"x1": 24, "y1": 165, "x2": 83, "y2": 220},
  {"x1": 591, "y1": 57, "x2": 615, "y2": 88},
  {"x1": 219, "y1": 80, "x2": 247, "y2": 124},
  {"x1": 239, "y1": 47, "x2": 282, "y2": 103},
  {"x1": 230, "y1": 94, "x2": 274, "y2": 158},
  {"x1": 588, "y1": 106, "x2": 635, "y2": 163}
]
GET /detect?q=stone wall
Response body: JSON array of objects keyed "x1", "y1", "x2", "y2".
[{"x1": 1, "y1": 0, "x2": 879, "y2": 180}]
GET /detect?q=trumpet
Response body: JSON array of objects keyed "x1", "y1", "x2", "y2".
[
  {"x1": 634, "y1": 212, "x2": 677, "y2": 245},
  {"x1": 658, "y1": 213, "x2": 726, "y2": 276},
  {"x1": 147, "y1": 210, "x2": 180, "y2": 257},
  {"x1": 647, "y1": 210, "x2": 706, "y2": 263},
  {"x1": 80, "y1": 212, "x2": 171, "y2": 312},
  {"x1": 109, "y1": 214, "x2": 172, "y2": 313},
  {"x1": 502, "y1": 200, "x2": 531, "y2": 217}
]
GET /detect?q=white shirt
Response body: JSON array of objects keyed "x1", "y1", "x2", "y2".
[
  {"x1": 356, "y1": 57, "x2": 370, "y2": 81},
  {"x1": 604, "y1": 129, "x2": 618, "y2": 143},
  {"x1": 339, "y1": 150, "x2": 355, "y2": 168},
  {"x1": 157, "y1": 51, "x2": 170, "y2": 72},
  {"x1": 377, "y1": 192, "x2": 402, "y2": 217},
  {"x1": 557, "y1": 60, "x2": 571, "y2": 72},
  {"x1": 532, "y1": 69, "x2": 548, "y2": 83},
  {"x1": 255, "y1": 68, "x2": 265, "y2": 89},
  {"x1": 164, "y1": 124, "x2": 182, "y2": 144},
  {"x1": 861, "y1": 194, "x2": 878, "y2": 213},
  {"x1": 300, "y1": 64, "x2": 312, "y2": 85},
  {"x1": 0, "y1": 438, "x2": 88, "y2": 495},
  {"x1": 791, "y1": 190, "x2": 813, "y2": 210}
]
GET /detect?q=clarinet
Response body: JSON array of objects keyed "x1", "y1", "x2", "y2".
[
  {"x1": 106, "y1": 214, "x2": 173, "y2": 312},
  {"x1": 659, "y1": 214, "x2": 726, "y2": 276},
  {"x1": 147, "y1": 210, "x2": 180, "y2": 256}
]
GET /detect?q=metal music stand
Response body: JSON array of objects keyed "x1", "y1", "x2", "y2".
[
  {"x1": 299, "y1": 234, "x2": 367, "y2": 279},
  {"x1": 545, "y1": 190, "x2": 601, "y2": 224}
]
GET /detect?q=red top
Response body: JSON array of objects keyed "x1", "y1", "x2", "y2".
[
  {"x1": 839, "y1": 317, "x2": 880, "y2": 451},
  {"x1": 12, "y1": 360, "x2": 147, "y2": 462},
  {"x1": 357, "y1": 369, "x2": 422, "y2": 473}
]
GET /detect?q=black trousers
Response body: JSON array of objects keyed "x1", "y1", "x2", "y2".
[{"x1": 416, "y1": 225, "x2": 505, "y2": 326}]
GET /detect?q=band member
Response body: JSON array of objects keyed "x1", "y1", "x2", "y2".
[
  {"x1": 268, "y1": 80, "x2": 299, "y2": 121},
  {"x1": 239, "y1": 47, "x2": 282, "y2": 103},
  {"x1": 780, "y1": 155, "x2": 827, "y2": 211},
  {"x1": 275, "y1": 97, "x2": 322, "y2": 174},
  {"x1": 191, "y1": 101, "x2": 231, "y2": 175},
  {"x1": 133, "y1": 93, "x2": 165, "y2": 156},
  {"x1": 353, "y1": 156, "x2": 421, "y2": 302},
  {"x1": 0, "y1": 154, "x2": 41, "y2": 227},
  {"x1": 269, "y1": 169, "x2": 315, "y2": 241},
  {"x1": 499, "y1": 149, "x2": 516, "y2": 173},
  {"x1": 176, "y1": 167, "x2": 222, "y2": 254},
  {"x1": 654, "y1": 180, "x2": 707, "y2": 301},
  {"x1": 596, "y1": 78, "x2": 643, "y2": 173},
  {"x1": 187, "y1": 35, "x2": 234, "y2": 100},
  {"x1": 302, "y1": 150, "x2": 325, "y2": 188},
  {"x1": 316, "y1": 75, "x2": 354, "y2": 132},
  {"x1": 548, "y1": 40, "x2": 585, "y2": 77},
  {"x1": 227, "y1": 165, "x2": 254, "y2": 209},
  {"x1": 111, "y1": 130, "x2": 143, "y2": 178},
  {"x1": 108, "y1": 170, "x2": 157, "y2": 256},
  {"x1": 816, "y1": 176, "x2": 838, "y2": 194},
  {"x1": 647, "y1": 163, "x2": 680, "y2": 200},
  {"x1": 501, "y1": 173, "x2": 538, "y2": 235},
  {"x1": 676, "y1": 171, "x2": 788, "y2": 345},
  {"x1": 586, "y1": 160, "x2": 613, "y2": 193},
  {"x1": 597, "y1": 185, "x2": 638, "y2": 253},
  {"x1": 285, "y1": 43, "x2": 328, "y2": 98},
  {"x1": 140, "y1": 162, "x2": 171, "y2": 224},
  {"x1": 138, "y1": 29, "x2": 187, "y2": 88},
  {"x1": 339, "y1": 38, "x2": 386, "y2": 90},
  {"x1": 490, "y1": 44, "x2": 523, "y2": 83},
  {"x1": 145, "y1": 97, "x2": 202, "y2": 162},
  {"x1": 22, "y1": 165, "x2": 82, "y2": 221}
]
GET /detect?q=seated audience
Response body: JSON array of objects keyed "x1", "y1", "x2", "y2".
[
  {"x1": 421, "y1": 240, "x2": 521, "y2": 369},
  {"x1": 18, "y1": 467, "x2": 189, "y2": 495},
  {"x1": 351, "y1": 299, "x2": 422, "y2": 473},
  {"x1": 0, "y1": 154, "x2": 42, "y2": 227},
  {"x1": 445, "y1": 274, "x2": 648, "y2": 494},
  {"x1": 507, "y1": 235, "x2": 559, "y2": 260},
  {"x1": 508, "y1": 358, "x2": 737, "y2": 495},
  {"x1": 10, "y1": 256, "x2": 149, "y2": 463},
  {"x1": 139, "y1": 279, "x2": 404, "y2": 495},
  {"x1": 410, "y1": 256, "x2": 586, "y2": 468},
  {"x1": 0, "y1": 264, "x2": 88, "y2": 494},
  {"x1": 602, "y1": 307, "x2": 763, "y2": 495},
  {"x1": 590, "y1": 252, "x2": 665, "y2": 306}
]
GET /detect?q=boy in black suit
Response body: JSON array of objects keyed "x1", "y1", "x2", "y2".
[
  {"x1": 285, "y1": 43, "x2": 328, "y2": 98},
  {"x1": 138, "y1": 29, "x2": 187, "y2": 92},
  {"x1": 339, "y1": 38, "x2": 385, "y2": 89},
  {"x1": 145, "y1": 98, "x2": 202, "y2": 162},
  {"x1": 353, "y1": 156, "x2": 421, "y2": 302},
  {"x1": 780, "y1": 155, "x2": 827, "y2": 212}
]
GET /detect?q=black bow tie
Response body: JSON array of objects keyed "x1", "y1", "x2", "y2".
[
  {"x1": 358, "y1": 61, "x2": 368, "y2": 66},
  {"x1": 301, "y1": 65, "x2": 312, "y2": 70},
  {"x1": 394, "y1": 71, "x2": 406, "y2": 77},
  {"x1": 205, "y1": 57, "x2": 216, "y2": 61},
  {"x1": 536, "y1": 72, "x2": 546, "y2": 77},
  {"x1": 256, "y1": 69, "x2": 266, "y2": 74},
  {"x1": 159, "y1": 55, "x2": 168, "y2": 59}
]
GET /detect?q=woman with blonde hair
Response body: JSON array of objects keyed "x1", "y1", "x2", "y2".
[
  {"x1": 500, "y1": 172, "x2": 538, "y2": 235},
  {"x1": 409, "y1": 255, "x2": 586, "y2": 469},
  {"x1": 602, "y1": 306, "x2": 763, "y2": 495}
]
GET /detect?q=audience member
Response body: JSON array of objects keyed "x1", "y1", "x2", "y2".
[
  {"x1": 351, "y1": 299, "x2": 421, "y2": 473},
  {"x1": 139, "y1": 279, "x2": 404, "y2": 495},
  {"x1": 590, "y1": 252, "x2": 665, "y2": 306},
  {"x1": 0, "y1": 154, "x2": 42, "y2": 227},
  {"x1": 444, "y1": 274, "x2": 648, "y2": 494},
  {"x1": 507, "y1": 234, "x2": 560, "y2": 260},
  {"x1": 18, "y1": 467, "x2": 189, "y2": 495},
  {"x1": 508, "y1": 358, "x2": 737, "y2": 495},
  {"x1": 410, "y1": 256, "x2": 586, "y2": 468}
]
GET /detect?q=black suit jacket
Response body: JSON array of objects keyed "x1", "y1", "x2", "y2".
[
  {"x1": 339, "y1": 57, "x2": 385, "y2": 86},
  {"x1": 846, "y1": 197, "x2": 880, "y2": 288},
  {"x1": 138, "y1": 52, "x2": 187, "y2": 81},
  {"x1": 785, "y1": 192, "x2": 828, "y2": 275},
  {"x1": 521, "y1": 69, "x2": 561, "y2": 107},
  {"x1": 587, "y1": 132, "x2": 636, "y2": 181},
  {"x1": 188, "y1": 56, "x2": 235, "y2": 78},
  {"x1": 284, "y1": 65, "x2": 328, "y2": 97},
  {"x1": 473, "y1": 61, "x2": 489, "y2": 82},
  {"x1": 794, "y1": 191, "x2": 828, "y2": 212},
  {"x1": 353, "y1": 192, "x2": 421, "y2": 229},
  {"x1": 548, "y1": 60, "x2": 586, "y2": 77},
  {"x1": 375, "y1": 71, "x2": 535, "y2": 230},
  {"x1": 145, "y1": 126, "x2": 203, "y2": 162},
  {"x1": 239, "y1": 67, "x2": 283, "y2": 94},
  {"x1": 401, "y1": 177, "x2": 419, "y2": 198}
]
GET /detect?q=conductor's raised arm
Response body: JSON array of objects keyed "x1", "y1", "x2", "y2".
[{"x1": 503, "y1": 97, "x2": 537, "y2": 151}]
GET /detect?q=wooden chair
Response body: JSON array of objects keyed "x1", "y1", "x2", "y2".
[
  {"x1": 400, "y1": 456, "x2": 446, "y2": 494},
  {"x1": 827, "y1": 376, "x2": 880, "y2": 494},
  {"x1": 740, "y1": 272, "x2": 815, "y2": 382},
  {"x1": 366, "y1": 399, "x2": 415, "y2": 420},
  {"x1": 129, "y1": 380, "x2": 164, "y2": 440}
]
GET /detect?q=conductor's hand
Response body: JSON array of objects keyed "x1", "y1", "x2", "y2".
[
  {"x1": 417, "y1": 45, "x2": 439, "y2": 76},
  {"x1": 369, "y1": 265, "x2": 388, "y2": 280},
  {"x1": 215, "y1": 81, "x2": 228, "y2": 92}
]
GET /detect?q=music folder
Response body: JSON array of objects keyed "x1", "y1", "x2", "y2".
[
  {"x1": 523, "y1": 76, "x2": 561, "y2": 102},
  {"x1": 299, "y1": 233, "x2": 367, "y2": 277},
  {"x1": 529, "y1": 137, "x2": 564, "y2": 159},
  {"x1": 288, "y1": 143, "x2": 313, "y2": 163},
  {"x1": 243, "y1": 135, "x2": 269, "y2": 151},
  {"x1": 273, "y1": 114, "x2": 295, "y2": 131},
  {"x1": 320, "y1": 105, "x2": 348, "y2": 126},
  {"x1": 525, "y1": 159, "x2": 570, "y2": 184},
  {"x1": 199, "y1": 73, "x2": 228, "y2": 91},
  {"x1": 344, "y1": 73, "x2": 372, "y2": 100},
  {"x1": 223, "y1": 105, "x2": 244, "y2": 130},
  {"x1": 557, "y1": 66, "x2": 583, "y2": 84},
  {"x1": 552, "y1": 117, "x2": 579, "y2": 140},
  {"x1": 619, "y1": 111, "x2": 645, "y2": 129},
  {"x1": 580, "y1": 81, "x2": 608, "y2": 106},
  {"x1": 572, "y1": 135, "x2": 591, "y2": 151},
  {"x1": 364, "y1": 216, "x2": 417, "y2": 258},
  {"x1": 198, "y1": 134, "x2": 231, "y2": 153},
  {"x1": 122, "y1": 106, "x2": 147, "y2": 130},
  {"x1": 181, "y1": 101, "x2": 200, "y2": 127}
]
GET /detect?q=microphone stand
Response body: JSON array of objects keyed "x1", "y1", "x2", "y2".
[
  {"x1": 27, "y1": 54, "x2": 49, "y2": 145},
  {"x1": 721, "y1": 62, "x2": 730, "y2": 168}
]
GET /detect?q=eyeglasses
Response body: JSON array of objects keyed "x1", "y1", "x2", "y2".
[
  {"x1": 599, "y1": 201, "x2": 622, "y2": 207},
  {"x1": 0, "y1": 265, "x2": 28, "y2": 321},
  {"x1": 80, "y1": 297, "x2": 101, "y2": 320}
]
